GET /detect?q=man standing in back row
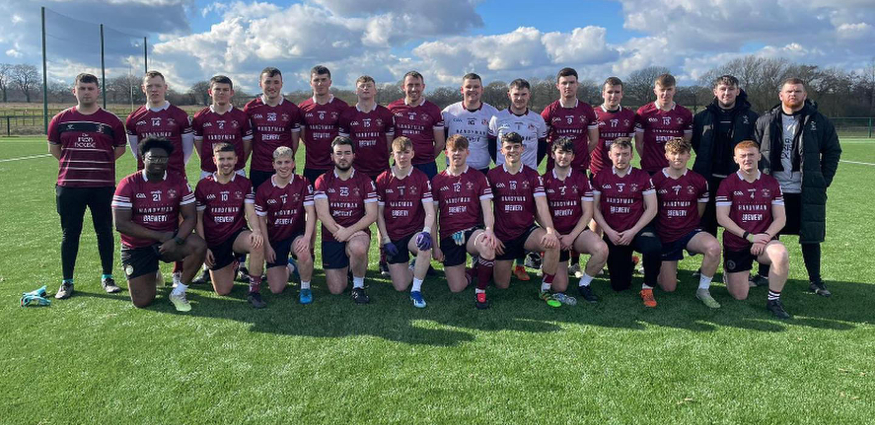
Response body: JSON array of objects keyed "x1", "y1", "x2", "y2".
[
  {"x1": 49, "y1": 73, "x2": 126, "y2": 299},
  {"x1": 442, "y1": 73, "x2": 498, "y2": 174},
  {"x1": 299, "y1": 66, "x2": 349, "y2": 185},
  {"x1": 755, "y1": 77, "x2": 841, "y2": 297},
  {"x1": 389, "y1": 71, "x2": 446, "y2": 180},
  {"x1": 635, "y1": 74, "x2": 692, "y2": 175},
  {"x1": 541, "y1": 67, "x2": 599, "y2": 173}
]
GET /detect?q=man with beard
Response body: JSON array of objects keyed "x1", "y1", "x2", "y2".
[{"x1": 755, "y1": 78, "x2": 841, "y2": 297}]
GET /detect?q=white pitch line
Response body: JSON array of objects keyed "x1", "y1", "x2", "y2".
[
  {"x1": 0, "y1": 153, "x2": 52, "y2": 163},
  {"x1": 840, "y1": 160, "x2": 875, "y2": 166}
]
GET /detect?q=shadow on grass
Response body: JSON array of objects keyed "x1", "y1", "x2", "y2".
[{"x1": 77, "y1": 268, "x2": 871, "y2": 346}]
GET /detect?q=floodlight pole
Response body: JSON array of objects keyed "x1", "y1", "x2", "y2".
[
  {"x1": 41, "y1": 7, "x2": 48, "y2": 134},
  {"x1": 100, "y1": 24, "x2": 106, "y2": 109},
  {"x1": 144, "y1": 37, "x2": 148, "y2": 74}
]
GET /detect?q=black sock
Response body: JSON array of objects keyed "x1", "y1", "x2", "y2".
[
  {"x1": 758, "y1": 263, "x2": 770, "y2": 278},
  {"x1": 801, "y1": 243, "x2": 821, "y2": 282}
]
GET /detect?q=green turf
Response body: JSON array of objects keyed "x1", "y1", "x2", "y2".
[{"x1": 1, "y1": 136, "x2": 873, "y2": 424}]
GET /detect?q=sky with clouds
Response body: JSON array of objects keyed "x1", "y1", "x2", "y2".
[{"x1": 1, "y1": 0, "x2": 873, "y2": 92}]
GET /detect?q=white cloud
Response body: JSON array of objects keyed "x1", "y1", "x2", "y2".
[
  {"x1": 836, "y1": 22, "x2": 874, "y2": 40},
  {"x1": 5, "y1": 48, "x2": 22, "y2": 58}
]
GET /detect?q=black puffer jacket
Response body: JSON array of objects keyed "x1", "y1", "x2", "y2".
[
  {"x1": 755, "y1": 100, "x2": 842, "y2": 243},
  {"x1": 691, "y1": 90, "x2": 759, "y2": 177}
]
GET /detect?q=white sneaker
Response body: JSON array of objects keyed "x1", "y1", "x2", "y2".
[
  {"x1": 169, "y1": 291, "x2": 192, "y2": 312},
  {"x1": 172, "y1": 272, "x2": 183, "y2": 289}
]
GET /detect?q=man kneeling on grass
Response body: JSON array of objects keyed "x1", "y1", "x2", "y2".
[
  {"x1": 716, "y1": 141, "x2": 792, "y2": 319},
  {"x1": 652, "y1": 137, "x2": 722, "y2": 308},
  {"x1": 255, "y1": 147, "x2": 317, "y2": 304},
  {"x1": 195, "y1": 143, "x2": 266, "y2": 308},
  {"x1": 375, "y1": 137, "x2": 435, "y2": 308},
  {"x1": 112, "y1": 137, "x2": 206, "y2": 311}
]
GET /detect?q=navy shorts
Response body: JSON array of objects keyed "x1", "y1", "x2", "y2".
[
  {"x1": 724, "y1": 248, "x2": 756, "y2": 273},
  {"x1": 661, "y1": 229, "x2": 704, "y2": 261},
  {"x1": 208, "y1": 227, "x2": 248, "y2": 270},
  {"x1": 322, "y1": 240, "x2": 350, "y2": 270},
  {"x1": 121, "y1": 244, "x2": 166, "y2": 280},
  {"x1": 439, "y1": 226, "x2": 482, "y2": 267},
  {"x1": 266, "y1": 232, "x2": 306, "y2": 268},
  {"x1": 387, "y1": 232, "x2": 419, "y2": 265},
  {"x1": 496, "y1": 225, "x2": 539, "y2": 261}
]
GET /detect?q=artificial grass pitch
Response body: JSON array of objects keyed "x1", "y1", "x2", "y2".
[{"x1": 0, "y1": 137, "x2": 872, "y2": 424}]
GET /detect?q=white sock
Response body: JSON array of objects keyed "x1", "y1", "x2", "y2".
[
  {"x1": 540, "y1": 282, "x2": 551, "y2": 292},
  {"x1": 412, "y1": 278, "x2": 423, "y2": 292},
  {"x1": 642, "y1": 284, "x2": 653, "y2": 290},
  {"x1": 301, "y1": 280, "x2": 311, "y2": 290},
  {"x1": 578, "y1": 273, "x2": 594, "y2": 287},
  {"x1": 698, "y1": 274, "x2": 713, "y2": 290},
  {"x1": 353, "y1": 276, "x2": 365, "y2": 289},
  {"x1": 172, "y1": 282, "x2": 188, "y2": 295}
]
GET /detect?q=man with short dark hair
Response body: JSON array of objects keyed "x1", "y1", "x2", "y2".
[
  {"x1": 192, "y1": 75, "x2": 253, "y2": 180},
  {"x1": 541, "y1": 67, "x2": 599, "y2": 173},
  {"x1": 49, "y1": 73, "x2": 127, "y2": 299},
  {"x1": 313, "y1": 136, "x2": 378, "y2": 304},
  {"x1": 634, "y1": 74, "x2": 693, "y2": 175},
  {"x1": 754, "y1": 78, "x2": 842, "y2": 297},
  {"x1": 338, "y1": 75, "x2": 396, "y2": 180},
  {"x1": 244, "y1": 67, "x2": 303, "y2": 191},
  {"x1": 299, "y1": 66, "x2": 349, "y2": 185},
  {"x1": 388, "y1": 71, "x2": 445, "y2": 180},
  {"x1": 691, "y1": 74, "x2": 758, "y2": 237},
  {"x1": 112, "y1": 138, "x2": 207, "y2": 311},
  {"x1": 442, "y1": 73, "x2": 498, "y2": 174}
]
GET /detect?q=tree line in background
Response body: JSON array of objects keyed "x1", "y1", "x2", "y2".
[{"x1": 2, "y1": 56, "x2": 874, "y2": 117}]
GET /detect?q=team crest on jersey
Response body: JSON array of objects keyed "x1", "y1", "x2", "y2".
[
  {"x1": 352, "y1": 186, "x2": 361, "y2": 197},
  {"x1": 421, "y1": 113, "x2": 431, "y2": 122},
  {"x1": 631, "y1": 183, "x2": 639, "y2": 192},
  {"x1": 375, "y1": 118, "x2": 383, "y2": 127},
  {"x1": 410, "y1": 185, "x2": 418, "y2": 195},
  {"x1": 152, "y1": 117, "x2": 161, "y2": 126},
  {"x1": 624, "y1": 119, "x2": 631, "y2": 126},
  {"x1": 521, "y1": 180, "x2": 530, "y2": 190},
  {"x1": 761, "y1": 188, "x2": 771, "y2": 198},
  {"x1": 231, "y1": 120, "x2": 239, "y2": 129},
  {"x1": 292, "y1": 193, "x2": 301, "y2": 202},
  {"x1": 687, "y1": 185, "x2": 696, "y2": 195},
  {"x1": 167, "y1": 189, "x2": 178, "y2": 199},
  {"x1": 168, "y1": 118, "x2": 176, "y2": 126},
  {"x1": 677, "y1": 117, "x2": 684, "y2": 125},
  {"x1": 579, "y1": 115, "x2": 587, "y2": 123},
  {"x1": 282, "y1": 113, "x2": 289, "y2": 122},
  {"x1": 528, "y1": 124, "x2": 537, "y2": 131},
  {"x1": 234, "y1": 190, "x2": 243, "y2": 200},
  {"x1": 466, "y1": 181, "x2": 474, "y2": 191}
]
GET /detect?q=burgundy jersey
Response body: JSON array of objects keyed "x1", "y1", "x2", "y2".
[
  {"x1": 542, "y1": 169, "x2": 594, "y2": 235},
  {"x1": 592, "y1": 105, "x2": 636, "y2": 175},
  {"x1": 244, "y1": 96, "x2": 302, "y2": 172},
  {"x1": 298, "y1": 96, "x2": 349, "y2": 170},
  {"x1": 716, "y1": 171, "x2": 784, "y2": 251},
  {"x1": 387, "y1": 98, "x2": 445, "y2": 165},
  {"x1": 652, "y1": 169, "x2": 709, "y2": 243},
  {"x1": 634, "y1": 102, "x2": 693, "y2": 173},
  {"x1": 112, "y1": 171, "x2": 194, "y2": 248},
  {"x1": 338, "y1": 105, "x2": 396, "y2": 177},
  {"x1": 487, "y1": 165, "x2": 545, "y2": 241},
  {"x1": 313, "y1": 169, "x2": 378, "y2": 242},
  {"x1": 125, "y1": 102, "x2": 193, "y2": 174},
  {"x1": 592, "y1": 167, "x2": 655, "y2": 232},
  {"x1": 376, "y1": 167, "x2": 433, "y2": 240},
  {"x1": 541, "y1": 100, "x2": 599, "y2": 172},
  {"x1": 195, "y1": 173, "x2": 255, "y2": 246},
  {"x1": 192, "y1": 106, "x2": 253, "y2": 173},
  {"x1": 255, "y1": 174, "x2": 314, "y2": 242},
  {"x1": 48, "y1": 107, "x2": 126, "y2": 187},
  {"x1": 432, "y1": 166, "x2": 493, "y2": 239}
]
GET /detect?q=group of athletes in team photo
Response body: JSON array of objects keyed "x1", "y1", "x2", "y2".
[{"x1": 47, "y1": 64, "x2": 842, "y2": 319}]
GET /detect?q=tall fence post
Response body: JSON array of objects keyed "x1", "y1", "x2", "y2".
[
  {"x1": 869, "y1": 117, "x2": 873, "y2": 139},
  {"x1": 100, "y1": 24, "x2": 106, "y2": 109},
  {"x1": 41, "y1": 7, "x2": 48, "y2": 135}
]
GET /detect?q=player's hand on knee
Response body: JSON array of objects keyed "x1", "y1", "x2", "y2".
[
  {"x1": 293, "y1": 238, "x2": 309, "y2": 255},
  {"x1": 433, "y1": 247, "x2": 444, "y2": 262},
  {"x1": 383, "y1": 239, "x2": 400, "y2": 257},
  {"x1": 415, "y1": 231, "x2": 432, "y2": 251},
  {"x1": 250, "y1": 230, "x2": 263, "y2": 249},
  {"x1": 205, "y1": 249, "x2": 216, "y2": 268},
  {"x1": 560, "y1": 235, "x2": 574, "y2": 250},
  {"x1": 264, "y1": 245, "x2": 276, "y2": 263}
]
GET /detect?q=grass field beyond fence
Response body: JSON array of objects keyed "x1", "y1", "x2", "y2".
[{"x1": 0, "y1": 137, "x2": 873, "y2": 424}]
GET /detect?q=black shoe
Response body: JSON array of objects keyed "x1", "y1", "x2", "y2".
[
  {"x1": 55, "y1": 282, "x2": 74, "y2": 299},
  {"x1": 235, "y1": 266, "x2": 250, "y2": 283},
  {"x1": 351, "y1": 287, "x2": 370, "y2": 304},
  {"x1": 192, "y1": 269, "x2": 211, "y2": 285},
  {"x1": 101, "y1": 277, "x2": 122, "y2": 294},
  {"x1": 577, "y1": 285, "x2": 599, "y2": 303},
  {"x1": 808, "y1": 280, "x2": 832, "y2": 297},
  {"x1": 247, "y1": 291, "x2": 267, "y2": 309},
  {"x1": 766, "y1": 299, "x2": 792, "y2": 319},
  {"x1": 379, "y1": 261, "x2": 390, "y2": 277}
]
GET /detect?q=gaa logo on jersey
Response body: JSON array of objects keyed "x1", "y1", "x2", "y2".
[
  {"x1": 167, "y1": 189, "x2": 178, "y2": 199},
  {"x1": 603, "y1": 184, "x2": 612, "y2": 190},
  {"x1": 253, "y1": 114, "x2": 264, "y2": 120},
  {"x1": 136, "y1": 120, "x2": 147, "y2": 127}
]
